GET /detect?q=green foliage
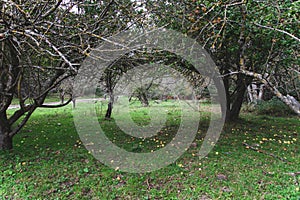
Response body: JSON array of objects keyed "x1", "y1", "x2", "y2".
[
  {"x1": 145, "y1": 0, "x2": 300, "y2": 119},
  {"x1": 241, "y1": 103, "x2": 256, "y2": 113},
  {"x1": 1, "y1": 104, "x2": 299, "y2": 199},
  {"x1": 255, "y1": 97, "x2": 296, "y2": 117},
  {"x1": 95, "y1": 87, "x2": 105, "y2": 97}
]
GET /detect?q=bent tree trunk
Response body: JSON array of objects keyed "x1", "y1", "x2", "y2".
[{"x1": 241, "y1": 69, "x2": 300, "y2": 116}]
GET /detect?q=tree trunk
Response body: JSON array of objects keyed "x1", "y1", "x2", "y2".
[
  {"x1": 105, "y1": 102, "x2": 113, "y2": 119},
  {"x1": 227, "y1": 82, "x2": 247, "y2": 121},
  {"x1": 0, "y1": 133, "x2": 13, "y2": 150},
  {"x1": 280, "y1": 95, "x2": 300, "y2": 116},
  {"x1": 223, "y1": 75, "x2": 232, "y2": 122},
  {"x1": 72, "y1": 98, "x2": 76, "y2": 109},
  {"x1": 0, "y1": 120, "x2": 13, "y2": 150},
  {"x1": 258, "y1": 84, "x2": 264, "y2": 101},
  {"x1": 138, "y1": 92, "x2": 149, "y2": 107},
  {"x1": 240, "y1": 69, "x2": 300, "y2": 116},
  {"x1": 0, "y1": 38, "x2": 19, "y2": 150},
  {"x1": 247, "y1": 84, "x2": 254, "y2": 103},
  {"x1": 247, "y1": 83, "x2": 264, "y2": 104},
  {"x1": 105, "y1": 92, "x2": 114, "y2": 119},
  {"x1": 224, "y1": 74, "x2": 252, "y2": 122},
  {"x1": 59, "y1": 89, "x2": 65, "y2": 103}
]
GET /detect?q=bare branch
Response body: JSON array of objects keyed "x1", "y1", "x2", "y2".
[
  {"x1": 242, "y1": 142, "x2": 289, "y2": 163},
  {"x1": 38, "y1": 98, "x2": 73, "y2": 108},
  {"x1": 23, "y1": 29, "x2": 77, "y2": 72},
  {"x1": 41, "y1": 0, "x2": 63, "y2": 19},
  {"x1": 254, "y1": 23, "x2": 300, "y2": 43},
  {"x1": 9, "y1": 106, "x2": 36, "y2": 137}
]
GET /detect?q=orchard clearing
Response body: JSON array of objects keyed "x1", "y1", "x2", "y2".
[{"x1": 1, "y1": 101, "x2": 299, "y2": 199}]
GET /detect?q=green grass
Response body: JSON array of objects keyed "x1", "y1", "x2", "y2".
[
  {"x1": 1, "y1": 101, "x2": 299, "y2": 199},
  {"x1": 10, "y1": 93, "x2": 61, "y2": 105}
]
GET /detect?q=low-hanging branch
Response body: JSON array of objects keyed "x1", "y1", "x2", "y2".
[{"x1": 38, "y1": 98, "x2": 73, "y2": 108}]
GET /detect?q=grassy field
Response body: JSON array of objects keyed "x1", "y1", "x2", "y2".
[
  {"x1": 10, "y1": 94, "x2": 61, "y2": 105},
  {"x1": 1, "y1": 101, "x2": 299, "y2": 199}
]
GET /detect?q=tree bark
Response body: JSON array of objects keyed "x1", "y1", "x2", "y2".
[
  {"x1": 227, "y1": 81, "x2": 247, "y2": 121},
  {"x1": 247, "y1": 84, "x2": 254, "y2": 103},
  {"x1": 241, "y1": 69, "x2": 300, "y2": 116},
  {"x1": 0, "y1": 113, "x2": 13, "y2": 150},
  {"x1": 0, "y1": 39, "x2": 19, "y2": 150},
  {"x1": 224, "y1": 74, "x2": 252, "y2": 122},
  {"x1": 0, "y1": 132, "x2": 13, "y2": 150},
  {"x1": 72, "y1": 98, "x2": 76, "y2": 109},
  {"x1": 105, "y1": 102, "x2": 113, "y2": 119},
  {"x1": 60, "y1": 90, "x2": 65, "y2": 103},
  {"x1": 223, "y1": 4, "x2": 250, "y2": 122},
  {"x1": 138, "y1": 92, "x2": 149, "y2": 107},
  {"x1": 105, "y1": 92, "x2": 114, "y2": 119},
  {"x1": 247, "y1": 83, "x2": 264, "y2": 104}
]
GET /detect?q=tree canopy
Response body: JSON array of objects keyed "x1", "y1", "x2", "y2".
[{"x1": 0, "y1": 0, "x2": 142, "y2": 149}]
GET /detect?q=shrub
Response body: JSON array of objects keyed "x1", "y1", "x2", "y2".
[
  {"x1": 255, "y1": 97, "x2": 295, "y2": 116},
  {"x1": 242, "y1": 103, "x2": 256, "y2": 113}
]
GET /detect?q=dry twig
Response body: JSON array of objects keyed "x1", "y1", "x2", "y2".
[{"x1": 242, "y1": 142, "x2": 289, "y2": 163}]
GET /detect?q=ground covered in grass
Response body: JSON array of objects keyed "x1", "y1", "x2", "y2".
[{"x1": 1, "y1": 102, "x2": 299, "y2": 199}]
